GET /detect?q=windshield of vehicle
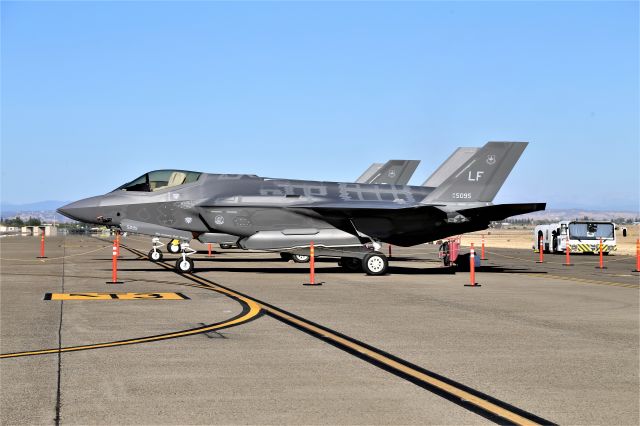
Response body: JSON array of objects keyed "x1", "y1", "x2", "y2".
[
  {"x1": 117, "y1": 170, "x2": 201, "y2": 192},
  {"x1": 568, "y1": 222, "x2": 614, "y2": 240}
]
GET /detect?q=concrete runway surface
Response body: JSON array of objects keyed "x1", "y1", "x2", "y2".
[{"x1": 1, "y1": 235, "x2": 638, "y2": 425}]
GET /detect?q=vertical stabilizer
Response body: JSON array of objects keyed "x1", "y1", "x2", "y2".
[
  {"x1": 356, "y1": 163, "x2": 384, "y2": 184},
  {"x1": 422, "y1": 147, "x2": 479, "y2": 187},
  {"x1": 359, "y1": 160, "x2": 420, "y2": 185},
  {"x1": 423, "y1": 142, "x2": 528, "y2": 203}
]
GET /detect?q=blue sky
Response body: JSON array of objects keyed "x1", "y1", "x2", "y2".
[{"x1": 1, "y1": 1, "x2": 638, "y2": 211}]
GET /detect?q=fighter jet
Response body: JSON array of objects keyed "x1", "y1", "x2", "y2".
[
  {"x1": 167, "y1": 159, "x2": 422, "y2": 253},
  {"x1": 58, "y1": 141, "x2": 545, "y2": 275}
]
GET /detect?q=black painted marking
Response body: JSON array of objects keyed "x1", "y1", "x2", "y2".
[
  {"x1": 54, "y1": 237, "x2": 66, "y2": 425},
  {"x1": 43, "y1": 293, "x2": 52, "y2": 300},
  {"x1": 122, "y1": 244, "x2": 556, "y2": 426},
  {"x1": 176, "y1": 292, "x2": 190, "y2": 300}
]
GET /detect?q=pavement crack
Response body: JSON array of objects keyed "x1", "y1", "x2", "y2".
[{"x1": 54, "y1": 237, "x2": 66, "y2": 426}]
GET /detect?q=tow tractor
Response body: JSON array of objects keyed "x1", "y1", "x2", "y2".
[{"x1": 438, "y1": 236, "x2": 481, "y2": 270}]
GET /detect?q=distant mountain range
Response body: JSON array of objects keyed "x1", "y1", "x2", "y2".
[
  {"x1": 1, "y1": 200, "x2": 70, "y2": 214},
  {"x1": 507, "y1": 209, "x2": 639, "y2": 222}
]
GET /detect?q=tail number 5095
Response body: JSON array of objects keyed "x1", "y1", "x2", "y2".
[{"x1": 452, "y1": 192, "x2": 472, "y2": 199}]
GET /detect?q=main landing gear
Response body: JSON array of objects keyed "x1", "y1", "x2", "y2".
[
  {"x1": 338, "y1": 253, "x2": 388, "y2": 275},
  {"x1": 362, "y1": 253, "x2": 388, "y2": 275}
]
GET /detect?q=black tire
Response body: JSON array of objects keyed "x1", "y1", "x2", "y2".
[
  {"x1": 148, "y1": 249, "x2": 163, "y2": 262},
  {"x1": 340, "y1": 257, "x2": 362, "y2": 272},
  {"x1": 220, "y1": 243, "x2": 233, "y2": 249},
  {"x1": 292, "y1": 254, "x2": 310, "y2": 263},
  {"x1": 175, "y1": 257, "x2": 194, "y2": 274},
  {"x1": 168, "y1": 240, "x2": 181, "y2": 254},
  {"x1": 362, "y1": 253, "x2": 388, "y2": 276},
  {"x1": 280, "y1": 252, "x2": 293, "y2": 261}
]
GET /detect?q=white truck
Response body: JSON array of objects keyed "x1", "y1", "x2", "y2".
[{"x1": 533, "y1": 220, "x2": 617, "y2": 254}]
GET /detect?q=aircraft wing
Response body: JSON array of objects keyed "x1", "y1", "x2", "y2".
[{"x1": 289, "y1": 202, "x2": 448, "y2": 244}]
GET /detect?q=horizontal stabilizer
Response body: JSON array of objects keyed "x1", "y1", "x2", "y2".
[{"x1": 458, "y1": 203, "x2": 546, "y2": 222}]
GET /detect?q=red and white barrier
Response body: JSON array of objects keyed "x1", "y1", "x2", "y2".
[
  {"x1": 37, "y1": 229, "x2": 47, "y2": 259},
  {"x1": 595, "y1": 238, "x2": 607, "y2": 270},
  {"x1": 536, "y1": 238, "x2": 544, "y2": 263},
  {"x1": 106, "y1": 239, "x2": 123, "y2": 284},
  {"x1": 303, "y1": 241, "x2": 322, "y2": 286},
  {"x1": 464, "y1": 243, "x2": 481, "y2": 287},
  {"x1": 563, "y1": 241, "x2": 573, "y2": 266}
]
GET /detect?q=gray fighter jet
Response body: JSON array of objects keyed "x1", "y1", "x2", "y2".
[
  {"x1": 58, "y1": 141, "x2": 544, "y2": 275},
  {"x1": 166, "y1": 159, "x2": 422, "y2": 253}
]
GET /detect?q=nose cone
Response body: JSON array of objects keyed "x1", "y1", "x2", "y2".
[{"x1": 57, "y1": 196, "x2": 104, "y2": 224}]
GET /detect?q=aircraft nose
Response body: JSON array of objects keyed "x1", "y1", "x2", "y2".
[{"x1": 57, "y1": 196, "x2": 103, "y2": 223}]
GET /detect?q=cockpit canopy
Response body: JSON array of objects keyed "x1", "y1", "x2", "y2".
[{"x1": 116, "y1": 170, "x2": 202, "y2": 192}]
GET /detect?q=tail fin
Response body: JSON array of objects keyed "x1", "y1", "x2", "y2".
[
  {"x1": 423, "y1": 142, "x2": 528, "y2": 203},
  {"x1": 421, "y1": 147, "x2": 479, "y2": 187},
  {"x1": 356, "y1": 163, "x2": 383, "y2": 184},
  {"x1": 358, "y1": 160, "x2": 420, "y2": 185}
]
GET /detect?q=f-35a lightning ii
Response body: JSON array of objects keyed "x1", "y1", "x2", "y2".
[
  {"x1": 58, "y1": 141, "x2": 545, "y2": 275},
  {"x1": 164, "y1": 159, "x2": 421, "y2": 253}
]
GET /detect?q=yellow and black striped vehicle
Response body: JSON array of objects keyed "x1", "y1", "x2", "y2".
[{"x1": 534, "y1": 220, "x2": 617, "y2": 254}]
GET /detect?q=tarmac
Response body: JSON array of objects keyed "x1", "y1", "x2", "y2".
[{"x1": 1, "y1": 234, "x2": 638, "y2": 425}]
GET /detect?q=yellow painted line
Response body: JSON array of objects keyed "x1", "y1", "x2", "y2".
[
  {"x1": 43, "y1": 292, "x2": 190, "y2": 300},
  {"x1": 0, "y1": 299, "x2": 261, "y2": 359},
  {"x1": 164, "y1": 256, "x2": 543, "y2": 425},
  {"x1": 259, "y1": 306, "x2": 539, "y2": 426}
]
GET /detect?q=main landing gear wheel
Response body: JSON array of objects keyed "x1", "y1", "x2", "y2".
[
  {"x1": 292, "y1": 254, "x2": 311, "y2": 263},
  {"x1": 339, "y1": 257, "x2": 362, "y2": 272},
  {"x1": 362, "y1": 253, "x2": 388, "y2": 276},
  {"x1": 168, "y1": 240, "x2": 181, "y2": 254},
  {"x1": 148, "y1": 249, "x2": 163, "y2": 262},
  {"x1": 220, "y1": 243, "x2": 233, "y2": 249},
  {"x1": 176, "y1": 257, "x2": 194, "y2": 274}
]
